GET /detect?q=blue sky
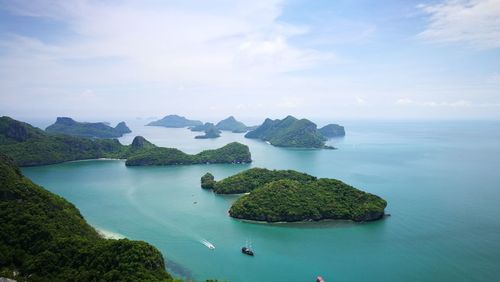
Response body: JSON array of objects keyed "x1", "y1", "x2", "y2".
[{"x1": 0, "y1": 0, "x2": 499, "y2": 121}]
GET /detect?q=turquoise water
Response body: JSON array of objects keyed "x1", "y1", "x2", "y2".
[{"x1": 22, "y1": 121, "x2": 500, "y2": 281}]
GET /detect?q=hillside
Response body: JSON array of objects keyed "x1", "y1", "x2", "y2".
[
  {"x1": 147, "y1": 115, "x2": 202, "y2": 128},
  {"x1": 212, "y1": 168, "x2": 387, "y2": 223},
  {"x1": 0, "y1": 116, "x2": 125, "y2": 166},
  {"x1": 0, "y1": 153, "x2": 173, "y2": 281},
  {"x1": 229, "y1": 177, "x2": 387, "y2": 222},
  {"x1": 318, "y1": 124, "x2": 345, "y2": 138},
  {"x1": 215, "y1": 116, "x2": 248, "y2": 133},
  {"x1": 0, "y1": 117, "x2": 250, "y2": 168},
  {"x1": 245, "y1": 116, "x2": 330, "y2": 148},
  {"x1": 46, "y1": 117, "x2": 131, "y2": 138},
  {"x1": 125, "y1": 142, "x2": 251, "y2": 166},
  {"x1": 194, "y1": 123, "x2": 221, "y2": 139},
  {"x1": 212, "y1": 168, "x2": 316, "y2": 194}
]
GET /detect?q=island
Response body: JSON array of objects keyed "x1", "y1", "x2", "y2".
[
  {"x1": 201, "y1": 172, "x2": 216, "y2": 189},
  {"x1": 125, "y1": 142, "x2": 251, "y2": 166},
  {"x1": 212, "y1": 167, "x2": 315, "y2": 194},
  {"x1": 318, "y1": 124, "x2": 345, "y2": 138},
  {"x1": 215, "y1": 116, "x2": 249, "y2": 133},
  {"x1": 147, "y1": 114, "x2": 203, "y2": 128},
  {"x1": 245, "y1": 115, "x2": 332, "y2": 149},
  {"x1": 205, "y1": 168, "x2": 387, "y2": 223},
  {"x1": 0, "y1": 153, "x2": 173, "y2": 281},
  {"x1": 0, "y1": 116, "x2": 252, "y2": 167},
  {"x1": 194, "y1": 123, "x2": 221, "y2": 139},
  {"x1": 45, "y1": 117, "x2": 131, "y2": 138},
  {"x1": 0, "y1": 116, "x2": 125, "y2": 166}
]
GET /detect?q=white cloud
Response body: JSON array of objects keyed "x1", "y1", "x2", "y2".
[
  {"x1": 418, "y1": 0, "x2": 500, "y2": 49},
  {"x1": 0, "y1": 0, "x2": 340, "y2": 119},
  {"x1": 355, "y1": 96, "x2": 367, "y2": 105},
  {"x1": 396, "y1": 98, "x2": 472, "y2": 107}
]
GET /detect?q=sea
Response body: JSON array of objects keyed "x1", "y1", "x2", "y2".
[{"x1": 21, "y1": 119, "x2": 500, "y2": 281}]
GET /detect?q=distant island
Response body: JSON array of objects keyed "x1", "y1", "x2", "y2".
[
  {"x1": 193, "y1": 123, "x2": 221, "y2": 139},
  {"x1": 245, "y1": 115, "x2": 334, "y2": 149},
  {"x1": 215, "y1": 116, "x2": 250, "y2": 133},
  {"x1": 0, "y1": 116, "x2": 251, "y2": 167},
  {"x1": 204, "y1": 168, "x2": 387, "y2": 223},
  {"x1": 318, "y1": 124, "x2": 345, "y2": 138},
  {"x1": 126, "y1": 141, "x2": 251, "y2": 166},
  {"x1": 45, "y1": 117, "x2": 131, "y2": 138},
  {"x1": 0, "y1": 116, "x2": 125, "y2": 166},
  {"x1": 0, "y1": 153, "x2": 173, "y2": 281},
  {"x1": 147, "y1": 114, "x2": 203, "y2": 128}
]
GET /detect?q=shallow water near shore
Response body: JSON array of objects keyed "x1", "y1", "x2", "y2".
[{"x1": 22, "y1": 120, "x2": 500, "y2": 281}]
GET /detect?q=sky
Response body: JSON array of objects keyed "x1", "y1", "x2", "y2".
[{"x1": 0, "y1": 0, "x2": 499, "y2": 122}]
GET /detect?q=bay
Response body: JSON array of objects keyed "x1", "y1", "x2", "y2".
[{"x1": 22, "y1": 120, "x2": 500, "y2": 281}]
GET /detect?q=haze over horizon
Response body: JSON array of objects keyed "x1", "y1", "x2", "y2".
[{"x1": 1, "y1": 0, "x2": 499, "y2": 121}]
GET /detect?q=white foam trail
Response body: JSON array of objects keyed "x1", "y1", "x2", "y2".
[{"x1": 201, "y1": 239, "x2": 215, "y2": 249}]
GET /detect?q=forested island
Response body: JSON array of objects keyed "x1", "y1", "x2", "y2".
[
  {"x1": 245, "y1": 116, "x2": 333, "y2": 149},
  {"x1": 0, "y1": 153, "x2": 174, "y2": 281},
  {"x1": 126, "y1": 142, "x2": 250, "y2": 166},
  {"x1": 147, "y1": 115, "x2": 203, "y2": 128},
  {"x1": 203, "y1": 168, "x2": 387, "y2": 223},
  {"x1": 46, "y1": 117, "x2": 131, "y2": 138},
  {"x1": 215, "y1": 116, "x2": 249, "y2": 133},
  {"x1": 193, "y1": 123, "x2": 221, "y2": 139},
  {"x1": 0, "y1": 116, "x2": 125, "y2": 166},
  {"x1": 0, "y1": 116, "x2": 251, "y2": 167},
  {"x1": 318, "y1": 124, "x2": 345, "y2": 138}
]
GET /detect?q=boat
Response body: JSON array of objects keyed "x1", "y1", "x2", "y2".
[
  {"x1": 241, "y1": 246, "x2": 254, "y2": 256},
  {"x1": 241, "y1": 239, "x2": 254, "y2": 256},
  {"x1": 201, "y1": 239, "x2": 215, "y2": 250},
  {"x1": 316, "y1": 276, "x2": 324, "y2": 282}
]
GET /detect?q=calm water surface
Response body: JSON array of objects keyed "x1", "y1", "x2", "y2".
[{"x1": 22, "y1": 120, "x2": 500, "y2": 281}]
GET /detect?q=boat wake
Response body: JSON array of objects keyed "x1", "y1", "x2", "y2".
[{"x1": 201, "y1": 239, "x2": 215, "y2": 250}]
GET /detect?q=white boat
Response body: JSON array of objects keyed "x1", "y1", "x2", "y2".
[{"x1": 201, "y1": 239, "x2": 215, "y2": 250}]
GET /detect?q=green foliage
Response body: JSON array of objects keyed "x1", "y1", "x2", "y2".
[
  {"x1": 126, "y1": 142, "x2": 251, "y2": 166},
  {"x1": 45, "y1": 117, "x2": 131, "y2": 138},
  {"x1": 0, "y1": 117, "x2": 127, "y2": 166},
  {"x1": 213, "y1": 168, "x2": 316, "y2": 194},
  {"x1": 318, "y1": 124, "x2": 345, "y2": 138},
  {"x1": 215, "y1": 116, "x2": 248, "y2": 133},
  {"x1": 0, "y1": 153, "x2": 173, "y2": 281},
  {"x1": 245, "y1": 116, "x2": 328, "y2": 148},
  {"x1": 228, "y1": 175, "x2": 387, "y2": 223},
  {"x1": 147, "y1": 115, "x2": 203, "y2": 128},
  {"x1": 0, "y1": 117, "x2": 251, "y2": 168},
  {"x1": 201, "y1": 173, "x2": 215, "y2": 189}
]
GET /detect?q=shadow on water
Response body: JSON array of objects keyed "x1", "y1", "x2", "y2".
[
  {"x1": 165, "y1": 258, "x2": 194, "y2": 281},
  {"x1": 231, "y1": 215, "x2": 390, "y2": 230}
]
